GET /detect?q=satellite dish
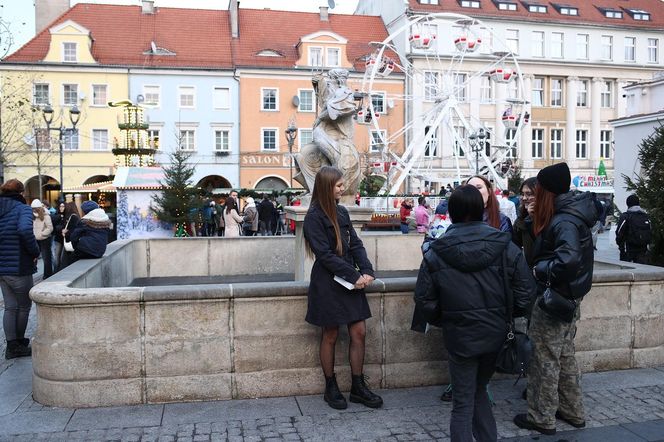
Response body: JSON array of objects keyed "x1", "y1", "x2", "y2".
[
  {"x1": 136, "y1": 94, "x2": 145, "y2": 103},
  {"x1": 292, "y1": 95, "x2": 300, "y2": 107},
  {"x1": 328, "y1": 0, "x2": 335, "y2": 9}
]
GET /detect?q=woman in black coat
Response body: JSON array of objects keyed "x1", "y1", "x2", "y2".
[{"x1": 303, "y1": 166, "x2": 382, "y2": 410}]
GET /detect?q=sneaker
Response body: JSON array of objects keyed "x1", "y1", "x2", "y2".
[
  {"x1": 513, "y1": 413, "x2": 556, "y2": 435},
  {"x1": 440, "y1": 384, "x2": 453, "y2": 402},
  {"x1": 555, "y1": 411, "x2": 586, "y2": 428}
]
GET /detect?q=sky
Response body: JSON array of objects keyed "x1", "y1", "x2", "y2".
[{"x1": 0, "y1": 0, "x2": 360, "y2": 56}]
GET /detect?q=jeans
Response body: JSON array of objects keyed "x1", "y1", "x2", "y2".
[
  {"x1": 259, "y1": 220, "x2": 272, "y2": 236},
  {"x1": 448, "y1": 352, "x2": 498, "y2": 442},
  {"x1": 53, "y1": 241, "x2": 63, "y2": 271},
  {"x1": 38, "y1": 237, "x2": 54, "y2": 279},
  {"x1": 0, "y1": 275, "x2": 34, "y2": 341},
  {"x1": 400, "y1": 223, "x2": 409, "y2": 234}
]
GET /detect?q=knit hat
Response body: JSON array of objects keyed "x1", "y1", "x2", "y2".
[
  {"x1": 626, "y1": 194, "x2": 640, "y2": 208},
  {"x1": 537, "y1": 162, "x2": 571, "y2": 195},
  {"x1": 30, "y1": 199, "x2": 43, "y2": 208},
  {"x1": 81, "y1": 200, "x2": 99, "y2": 214}
]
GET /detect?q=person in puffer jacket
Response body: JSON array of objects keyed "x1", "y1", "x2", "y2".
[
  {"x1": 67, "y1": 201, "x2": 111, "y2": 260},
  {"x1": 0, "y1": 179, "x2": 40, "y2": 359}
]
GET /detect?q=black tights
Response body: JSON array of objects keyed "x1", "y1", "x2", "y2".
[{"x1": 320, "y1": 321, "x2": 366, "y2": 378}]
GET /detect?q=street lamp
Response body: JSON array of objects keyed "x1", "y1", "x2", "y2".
[
  {"x1": 42, "y1": 104, "x2": 81, "y2": 201},
  {"x1": 284, "y1": 120, "x2": 297, "y2": 188},
  {"x1": 468, "y1": 128, "x2": 487, "y2": 175}
]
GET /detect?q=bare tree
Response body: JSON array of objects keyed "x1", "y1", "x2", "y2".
[{"x1": 0, "y1": 72, "x2": 35, "y2": 183}]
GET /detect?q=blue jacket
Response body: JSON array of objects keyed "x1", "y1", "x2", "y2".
[{"x1": 0, "y1": 194, "x2": 40, "y2": 276}]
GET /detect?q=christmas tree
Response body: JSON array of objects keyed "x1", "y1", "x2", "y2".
[
  {"x1": 150, "y1": 150, "x2": 199, "y2": 237},
  {"x1": 624, "y1": 123, "x2": 664, "y2": 266},
  {"x1": 597, "y1": 159, "x2": 607, "y2": 177}
]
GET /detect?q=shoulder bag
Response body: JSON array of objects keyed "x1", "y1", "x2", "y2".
[
  {"x1": 63, "y1": 215, "x2": 75, "y2": 252},
  {"x1": 537, "y1": 269, "x2": 576, "y2": 323},
  {"x1": 495, "y1": 251, "x2": 533, "y2": 377}
]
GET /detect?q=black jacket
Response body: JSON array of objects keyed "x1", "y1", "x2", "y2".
[
  {"x1": 70, "y1": 219, "x2": 110, "y2": 259},
  {"x1": 258, "y1": 199, "x2": 273, "y2": 222},
  {"x1": 533, "y1": 192, "x2": 599, "y2": 299},
  {"x1": 512, "y1": 215, "x2": 537, "y2": 266},
  {"x1": 415, "y1": 222, "x2": 535, "y2": 358}
]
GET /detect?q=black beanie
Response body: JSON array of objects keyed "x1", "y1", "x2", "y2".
[
  {"x1": 626, "y1": 194, "x2": 639, "y2": 207},
  {"x1": 537, "y1": 162, "x2": 571, "y2": 195}
]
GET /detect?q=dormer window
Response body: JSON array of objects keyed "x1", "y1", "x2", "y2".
[
  {"x1": 459, "y1": 0, "x2": 481, "y2": 8},
  {"x1": 553, "y1": 4, "x2": 578, "y2": 15},
  {"x1": 495, "y1": 1, "x2": 517, "y2": 11},
  {"x1": 600, "y1": 8, "x2": 623, "y2": 19},
  {"x1": 419, "y1": 0, "x2": 439, "y2": 4},
  {"x1": 628, "y1": 9, "x2": 651, "y2": 21},
  {"x1": 528, "y1": 5, "x2": 547, "y2": 13},
  {"x1": 63, "y1": 42, "x2": 77, "y2": 62},
  {"x1": 257, "y1": 49, "x2": 283, "y2": 57}
]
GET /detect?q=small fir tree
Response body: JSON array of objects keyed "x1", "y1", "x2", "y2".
[
  {"x1": 624, "y1": 123, "x2": 664, "y2": 266},
  {"x1": 507, "y1": 161, "x2": 524, "y2": 194},
  {"x1": 150, "y1": 150, "x2": 199, "y2": 237},
  {"x1": 598, "y1": 159, "x2": 607, "y2": 177}
]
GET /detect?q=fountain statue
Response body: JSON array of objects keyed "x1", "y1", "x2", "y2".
[{"x1": 294, "y1": 69, "x2": 361, "y2": 205}]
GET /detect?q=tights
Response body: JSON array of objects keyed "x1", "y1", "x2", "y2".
[{"x1": 320, "y1": 320, "x2": 366, "y2": 377}]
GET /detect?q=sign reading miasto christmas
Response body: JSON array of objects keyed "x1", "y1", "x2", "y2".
[{"x1": 572, "y1": 175, "x2": 614, "y2": 189}]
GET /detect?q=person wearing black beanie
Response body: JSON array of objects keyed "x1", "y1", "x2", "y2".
[
  {"x1": 536, "y1": 162, "x2": 571, "y2": 196},
  {"x1": 616, "y1": 194, "x2": 650, "y2": 264}
]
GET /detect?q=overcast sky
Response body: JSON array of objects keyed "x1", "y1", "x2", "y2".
[{"x1": 0, "y1": 0, "x2": 361, "y2": 56}]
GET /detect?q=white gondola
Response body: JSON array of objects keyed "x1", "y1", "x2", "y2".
[
  {"x1": 409, "y1": 32, "x2": 436, "y2": 50},
  {"x1": 356, "y1": 107, "x2": 379, "y2": 126},
  {"x1": 378, "y1": 58, "x2": 395, "y2": 77},
  {"x1": 454, "y1": 36, "x2": 481, "y2": 52},
  {"x1": 365, "y1": 55, "x2": 377, "y2": 69},
  {"x1": 489, "y1": 68, "x2": 514, "y2": 83},
  {"x1": 502, "y1": 114, "x2": 518, "y2": 128}
]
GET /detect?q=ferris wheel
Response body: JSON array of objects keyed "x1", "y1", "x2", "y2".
[{"x1": 357, "y1": 12, "x2": 529, "y2": 194}]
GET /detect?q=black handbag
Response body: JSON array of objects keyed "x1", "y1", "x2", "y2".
[
  {"x1": 495, "y1": 251, "x2": 533, "y2": 376},
  {"x1": 538, "y1": 284, "x2": 576, "y2": 323}
]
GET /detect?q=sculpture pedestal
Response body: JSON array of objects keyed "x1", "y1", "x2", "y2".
[{"x1": 285, "y1": 205, "x2": 374, "y2": 281}]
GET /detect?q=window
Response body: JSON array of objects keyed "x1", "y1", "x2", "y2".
[
  {"x1": 601, "y1": 81, "x2": 613, "y2": 108},
  {"x1": 459, "y1": 0, "x2": 480, "y2": 7},
  {"x1": 648, "y1": 38, "x2": 659, "y2": 63},
  {"x1": 604, "y1": 10, "x2": 622, "y2": 19},
  {"x1": 424, "y1": 126, "x2": 439, "y2": 157},
  {"x1": 628, "y1": 9, "x2": 650, "y2": 21},
  {"x1": 33, "y1": 83, "x2": 49, "y2": 105},
  {"x1": 454, "y1": 126, "x2": 466, "y2": 157},
  {"x1": 529, "y1": 4, "x2": 546, "y2": 13},
  {"x1": 532, "y1": 31, "x2": 544, "y2": 57},
  {"x1": 298, "y1": 89, "x2": 314, "y2": 112},
  {"x1": 624, "y1": 37, "x2": 636, "y2": 62},
  {"x1": 147, "y1": 129, "x2": 160, "y2": 149},
  {"x1": 92, "y1": 85, "x2": 107, "y2": 106},
  {"x1": 551, "y1": 32, "x2": 564, "y2": 58},
  {"x1": 600, "y1": 130, "x2": 612, "y2": 159},
  {"x1": 371, "y1": 93, "x2": 386, "y2": 113},
  {"x1": 497, "y1": 2, "x2": 517, "y2": 11},
  {"x1": 480, "y1": 76, "x2": 492, "y2": 103},
  {"x1": 179, "y1": 130, "x2": 196, "y2": 151},
  {"x1": 92, "y1": 129, "x2": 108, "y2": 151},
  {"x1": 299, "y1": 129, "x2": 313, "y2": 149},
  {"x1": 63, "y1": 129, "x2": 79, "y2": 150},
  {"x1": 577, "y1": 80, "x2": 588, "y2": 107},
  {"x1": 261, "y1": 88, "x2": 278, "y2": 111},
  {"x1": 505, "y1": 129, "x2": 517, "y2": 158},
  {"x1": 559, "y1": 6, "x2": 578, "y2": 16},
  {"x1": 550, "y1": 129, "x2": 563, "y2": 159},
  {"x1": 576, "y1": 34, "x2": 589, "y2": 60},
  {"x1": 144, "y1": 85, "x2": 160, "y2": 107},
  {"x1": 308, "y1": 47, "x2": 323, "y2": 67},
  {"x1": 424, "y1": 71, "x2": 439, "y2": 101},
  {"x1": 34, "y1": 128, "x2": 51, "y2": 150},
  {"x1": 550, "y1": 78, "x2": 563, "y2": 107},
  {"x1": 575, "y1": 130, "x2": 587, "y2": 159},
  {"x1": 370, "y1": 130, "x2": 386, "y2": 153},
  {"x1": 327, "y1": 48, "x2": 340, "y2": 67},
  {"x1": 63, "y1": 42, "x2": 76, "y2": 62},
  {"x1": 214, "y1": 129, "x2": 230, "y2": 152},
  {"x1": 63, "y1": 84, "x2": 78, "y2": 106},
  {"x1": 531, "y1": 129, "x2": 544, "y2": 159},
  {"x1": 506, "y1": 29, "x2": 519, "y2": 54},
  {"x1": 454, "y1": 74, "x2": 467, "y2": 102},
  {"x1": 532, "y1": 77, "x2": 544, "y2": 107},
  {"x1": 178, "y1": 86, "x2": 195, "y2": 108},
  {"x1": 507, "y1": 77, "x2": 519, "y2": 100},
  {"x1": 213, "y1": 87, "x2": 230, "y2": 110},
  {"x1": 261, "y1": 128, "x2": 278, "y2": 151},
  {"x1": 419, "y1": 0, "x2": 439, "y2": 3},
  {"x1": 601, "y1": 35, "x2": 613, "y2": 60}
]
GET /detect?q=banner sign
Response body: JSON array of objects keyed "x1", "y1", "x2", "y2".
[{"x1": 572, "y1": 175, "x2": 614, "y2": 190}]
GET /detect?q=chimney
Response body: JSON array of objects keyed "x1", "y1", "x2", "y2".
[
  {"x1": 230, "y1": 0, "x2": 240, "y2": 38},
  {"x1": 320, "y1": 6, "x2": 329, "y2": 21},
  {"x1": 142, "y1": 0, "x2": 155, "y2": 14},
  {"x1": 35, "y1": 0, "x2": 70, "y2": 34}
]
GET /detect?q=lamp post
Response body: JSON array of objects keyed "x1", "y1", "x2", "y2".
[
  {"x1": 284, "y1": 121, "x2": 297, "y2": 188},
  {"x1": 42, "y1": 104, "x2": 81, "y2": 201},
  {"x1": 468, "y1": 128, "x2": 486, "y2": 175}
]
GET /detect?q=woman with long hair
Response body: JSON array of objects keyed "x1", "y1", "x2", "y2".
[
  {"x1": 466, "y1": 176, "x2": 512, "y2": 233},
  {"x1": 52, "y1": 202, "x2": 66, "y2": 270},
  {"x1": 222, "y1": 196, "x2": 244, "y2": 237},
  {"x1": 512, "y1": 177, "x2": 538, "y2": 266},
  {"x1": 31, "y1": 200, "x2": 54, "y2": 279},
  {"x1": 303, "y1": 166, "x2": 382, "y2": 410},
  {"x1": 513, "y1": 162, "x2": 598, "y2": 435},
  {"x1": 59, "y1": 201, "x2": 81, "y2": 270}
]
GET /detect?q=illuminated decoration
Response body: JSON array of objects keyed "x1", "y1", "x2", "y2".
[{"x1": 109, "y1": 100, "x2": 156, "y2": 167}]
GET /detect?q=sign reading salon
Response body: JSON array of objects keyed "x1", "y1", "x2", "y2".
[{"x1": 240, "y1": 154, "x2": 289, "y2": 167}]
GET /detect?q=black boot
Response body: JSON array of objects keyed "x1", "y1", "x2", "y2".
[
  {"x1": 324, "y1": 374, "x2": 347, "y2": 410},
  {"x1": 18, "y1": 338, "x2": 32, "y2": 356},
  {"x1": 350, "y1": 374, "x2": 383, "y2": 408},
  {"x1": 5, "y1": 340, "x2": 31, "y2": 360}
]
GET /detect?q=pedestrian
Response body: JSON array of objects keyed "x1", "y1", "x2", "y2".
[
  {"x1": 223, "y1": 196, "x2": 244, "y2": 237},
  {"x1": 499, "y1": 189, "x2": 517, "y2": 224},
  {"x1": 467, "y1": 176, "x2": 512, "y2": 233},
  {"x1": 415, "y1": 184, "x2": 534, "y2": 442},
  {"x1": 67, "y1": 201, "x2": 112, "y2": 262},
  {"x1": 31, "y1": 199, "x2": 54, "y2": 279},
  {"x1": 52, "y1": 201, "x2": 66, "y2": 271},
  {"x1": 513, "y1": 162, "x2": 598, "y2": 435},
  {"x1": 258, "y1": 194, "x2": 273, "y2": 236},
  {"x1": 58, "y1": 201, "x2": 81, "y2": 270},
  {"x1": 616, "y1": 194, "x2": 651, "y2": 264},
  {"x1": 214, "y1": 200, "x2": 224, "y2": 237},
  {"x1": 242, "y1": 197, "x2": 258, "y2": 236},
  {"x1": 400, "y1": 198, "x2": 413, "y2": 234},
  {"x1": 415, "y1": 196, "x2": 430, "y2": 234},
  {"x1": 0, "y1": 179, "x2": 40, "y2": 359},
  {"x1": 508, "y1": 190, "x2": 521, "y2": 213},
  {"x1": 512, "y1": 177, "x2": 538, "y2": 267},
  {"x1": 303, "y1": 166, "x2": 382, "y2": 410}
]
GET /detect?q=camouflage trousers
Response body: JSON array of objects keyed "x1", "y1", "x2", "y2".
[{"x1": 527, "y1": 297, "x2": 585, "y2": 429}]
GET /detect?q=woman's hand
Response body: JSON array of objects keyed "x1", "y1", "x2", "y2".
[
  {"x1": 354, "y1": 276, "x2": 367, "y2": 290},
  {"x1": 362, "y1": 274, "x2": 375, "y2": 285},
  {"x1": 62, "y1": 229, "x2": 68, "y2": 236},
  {"x1": 527, "y1": 201, "x2": 535, "y2": 217}
]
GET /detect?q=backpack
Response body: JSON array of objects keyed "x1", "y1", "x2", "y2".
[{"x1": 626, "y1": 212, "x2": 652, "y2": 248}]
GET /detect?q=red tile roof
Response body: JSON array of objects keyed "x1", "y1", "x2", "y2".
[{"x1": 408, "y1": 0, "x2": 664, "y2": 29}]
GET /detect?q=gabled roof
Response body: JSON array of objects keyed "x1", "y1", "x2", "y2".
[
  {"x1": 6, "y1": 3, "x2": 233, "y2": 69},
  {"x1": 231, "y1": 9, "x2": 392, "y2": 71},
  {"x1": 407, "y1": 0, "x2": 664, "y2": 29}
]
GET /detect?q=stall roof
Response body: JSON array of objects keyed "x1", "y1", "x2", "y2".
[
  {"x1": 113, "y1": 167, "x2": 164, "y2": 190},
  {"x1": 63, "y1": 181, "x2": 116, "y2": 193}
]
